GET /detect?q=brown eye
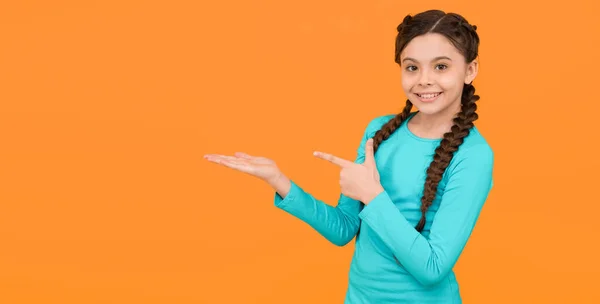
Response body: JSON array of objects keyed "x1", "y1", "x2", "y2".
[
  {"x1": 435, "y1": 64, "x2": 448, "y2": 70},
  {"x1": 406, "y1": 66, "x2": 417, "y2": 72}
]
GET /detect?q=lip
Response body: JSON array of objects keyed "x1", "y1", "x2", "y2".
[{"x1": 414, "y1": 92, "x2": 442, "y2": 103}]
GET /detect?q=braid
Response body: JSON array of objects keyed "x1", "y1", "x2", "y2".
[
  {"x1": 356, "y1": 99, "x2": 413, "y2": 240},
  {"x1": 372, "y1": 99, "x2": 413, "y2": 154},
  {"x1": 415, "y1": 83, "x2": 479, "y2": 232}
]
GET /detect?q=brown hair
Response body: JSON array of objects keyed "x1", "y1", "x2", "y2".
[{"x1": 371, "y1": 10, "x2": 481, "y2": 233}]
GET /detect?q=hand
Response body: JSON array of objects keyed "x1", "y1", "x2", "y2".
[
  {"x1": 203, "y1": 152, "x2": 283, "y2": 185},
  {"x1": 313, "y1": 138, "x2": 384, "y2": 204}
]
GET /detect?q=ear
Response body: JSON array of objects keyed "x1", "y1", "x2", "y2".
[{"x1": 464, "y1": 59, "x2": 479, "y2": 84}]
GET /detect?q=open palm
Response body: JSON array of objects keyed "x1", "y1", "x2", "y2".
[{"x1": 204, "y1": 152, "x2": 281, "y2": 183}]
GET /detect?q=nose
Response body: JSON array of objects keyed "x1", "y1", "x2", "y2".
[{"x1": 418, "y1": 69, "x2": 433, "y2": 86}]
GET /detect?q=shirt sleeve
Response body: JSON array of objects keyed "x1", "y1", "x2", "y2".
[
  {"x1": 273, "y1": 120, "x2": 378, "y2": 246},
  {"x1": 357, "y1": 143, "x2": 494, "y2": 286}
]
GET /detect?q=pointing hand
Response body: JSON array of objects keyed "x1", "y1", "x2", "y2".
[{"x1": 313, "y1": 138, "x2": 384, "y2": 204}]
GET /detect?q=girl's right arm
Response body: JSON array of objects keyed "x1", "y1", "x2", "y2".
[
  {"x1": 269, "y1": 125, "x2": 373, "y2": 246},
  {"x1": 271, "y1": 175, "x2": 363, "y2": 246},
  {"x1": 205, "y1": 117, "x2": 385, "y2": 246}
]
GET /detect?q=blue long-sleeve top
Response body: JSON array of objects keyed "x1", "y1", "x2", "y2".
[{"x1": 274, "y1": 112, "x2": 494, "y2": 303}]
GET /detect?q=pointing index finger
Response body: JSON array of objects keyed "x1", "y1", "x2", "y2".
[{"x1": 313, "y1": 151, "x2": 353, "y2": 167}]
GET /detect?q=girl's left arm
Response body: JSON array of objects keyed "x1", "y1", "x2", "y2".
[{"x1": 358, "y1": 143, "x2": 494, "y2": 287}]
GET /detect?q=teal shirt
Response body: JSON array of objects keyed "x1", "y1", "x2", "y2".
[{"x1": 274, "y1": 112, "x2": 494, "y2": 303}]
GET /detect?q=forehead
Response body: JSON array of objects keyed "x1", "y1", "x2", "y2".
[{"x1": 400, "y1": 33, "x2": 462, "y2": 63}]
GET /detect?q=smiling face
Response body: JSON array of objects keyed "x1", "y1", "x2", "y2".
[{"x1": 399, "y1": 33, "x2": 478, "y2": 117}]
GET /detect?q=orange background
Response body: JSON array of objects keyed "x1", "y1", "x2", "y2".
[{"x1": 1, "y1": 0, "x2": 599, "y2": 303}]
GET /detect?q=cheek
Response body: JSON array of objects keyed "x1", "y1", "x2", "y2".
[
  {"x1": 401, "y1": 74, "x2": 414, "y2": 92},
  {"x1": 438, "y1": 73, "x2": 464, "y2": 94}
]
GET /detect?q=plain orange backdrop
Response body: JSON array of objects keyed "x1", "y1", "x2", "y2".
[{"x1": 1, "y1": 0, "x2": 599, "y2": 303}]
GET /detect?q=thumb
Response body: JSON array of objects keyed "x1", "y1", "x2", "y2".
[{"x1": 364, "y1": 138, "x2": 376, "y2": 167}]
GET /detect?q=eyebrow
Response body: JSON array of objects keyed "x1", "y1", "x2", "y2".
[{"x1": 402, "y1": 56, "x2": 452, "y2": 63}]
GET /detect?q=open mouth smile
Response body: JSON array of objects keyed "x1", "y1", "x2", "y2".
[{"x1": 415, "y1": 92, "x2": 442, "y2": 102}]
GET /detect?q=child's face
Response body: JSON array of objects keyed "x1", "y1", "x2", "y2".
[{"x1": 399, "y1": 33, "x2": 478, "y2": 116}]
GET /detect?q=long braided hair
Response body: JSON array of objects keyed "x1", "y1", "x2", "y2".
[{"x1": 371, "y1": 10, "x2": 481, "y2": 234}]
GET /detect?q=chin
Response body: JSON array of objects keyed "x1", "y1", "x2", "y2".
[{"x1": 413, "y1": 107, "x2": 447, "y2": 117}]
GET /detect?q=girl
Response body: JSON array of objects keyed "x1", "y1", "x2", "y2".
[{"x1": 204, "y1": 9, "x2": 494, "y2": 303}]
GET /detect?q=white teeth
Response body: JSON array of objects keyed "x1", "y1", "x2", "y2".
[{"x1": 418, "y1": 93, "x2": 440, "y2": 99}]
